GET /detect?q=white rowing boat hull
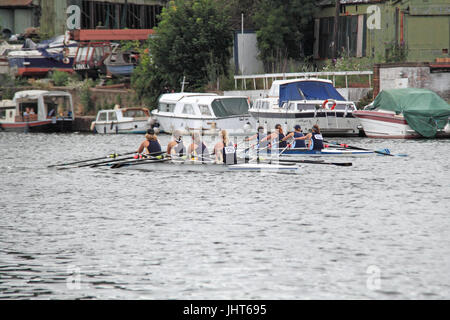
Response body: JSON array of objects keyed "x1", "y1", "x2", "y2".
[
  {"x1": 243, "y1": 148, "x2": 373, "y2": 158},
  {"x1": 117, "y1": 160, "x2": 301, "y2": 173}
]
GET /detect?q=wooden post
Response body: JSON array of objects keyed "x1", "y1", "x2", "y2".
[{"x1": 332, "y1": 0, "x2": 340, "y2": 58}]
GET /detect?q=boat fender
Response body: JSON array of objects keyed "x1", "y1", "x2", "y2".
[
  {"x1": 63, "y1": 57, "x2": 70, "y2": 64},
  {"x1": 322, "y1": 99, "x2": 336, "y2": 110}
]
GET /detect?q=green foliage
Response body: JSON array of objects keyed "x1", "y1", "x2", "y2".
[
  {"x1": 80, "y1": 79, "x2": 95, "y2": 115},
  {"x1": 385, "y1": 42, "x2": 408, "y2": 63},
  {"x1": 150, "y1": 0, "x2": 233, "y2": 90},
  {"x1": 131, "y1": 49, "x2": 165, "y2": 109},
  {"x1": 119, "y1": 40, "x2": 141, "y2": 52},
  {"x1": 253, "y1": 0, "x2": 317, "y2": 73},
  {"x1": 51, "y1": 70, "x2": 70, "y2": 87},
  {"x1": 356, "y1": 90, "x2": 374, "y2": 109},
  {"x1": 321, "y1": 56, "x2": 375, "y2": 72}
]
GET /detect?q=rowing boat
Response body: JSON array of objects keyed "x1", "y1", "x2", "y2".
[
  {"x1": 113, "y1": 158, "x2": 301, "y2": 173},
  {"x1": 243, "y1": 147, "x2": 373, "y2": 158}
]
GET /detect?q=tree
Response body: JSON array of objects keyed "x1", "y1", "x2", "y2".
[
  {"x1": 252, "y1": 0, "x2": 317, "y2": 73},
  {"x1": 150, "y1": 0, "x2": 233, "y2": 91},
  {"x1": 131, "y1": 45, "x2": 165, "y2": 109}
]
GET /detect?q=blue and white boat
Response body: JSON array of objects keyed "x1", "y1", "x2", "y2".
[
  {"x1": 249, "y1": 79, "x2": 363, "y2": 137},
  {"x1": 7, "y1": 35, "x2": 77, "y2": 77}
]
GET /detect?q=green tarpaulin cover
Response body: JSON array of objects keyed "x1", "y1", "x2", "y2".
[{"x1": 369, "y1": 88, "x2": 450, "y2": 138}]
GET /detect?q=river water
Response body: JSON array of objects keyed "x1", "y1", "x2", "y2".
[{"x1": 0, "y1": 132, "x2": 449, "y2": 299}]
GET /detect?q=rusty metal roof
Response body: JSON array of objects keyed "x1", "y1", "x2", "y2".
[{"x1": 0, "y1": 0, "x2": 34, "y2": 7}]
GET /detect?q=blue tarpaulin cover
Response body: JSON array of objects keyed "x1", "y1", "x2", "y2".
[{"x1": 279, "y1": 81, "x2": 346, "y2": 107}]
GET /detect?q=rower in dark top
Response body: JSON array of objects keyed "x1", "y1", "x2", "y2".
[
  {"x1": 188, "y1": 132, "x2": 210, "y2": 162},
  {"x1": 167, "y1": 130, "x2": 186, "y2": 157},
  {"x1": 260, "y1": 124, "x2": 286, "y2": 153},
  {"x1": 282, "y1": 124, "x2": 306, "y2": 149},
  {"x1": 213, "y1": 130, "x2": 237, "y2": 164},
  {"x1": 137, "y1": 128, "x2": 163, "y2": 155},
  {"x1": 293, "y1": 124, "x2": 324, "y2": 151},
  {"x1": 136, "y1": 129, "x2": 162, "y2": 156}
]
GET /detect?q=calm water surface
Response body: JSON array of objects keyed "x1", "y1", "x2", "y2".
[{"x1": 0, "y1": 132, "x2": 449, "y2": 299}]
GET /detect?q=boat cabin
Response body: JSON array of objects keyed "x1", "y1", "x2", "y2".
[
  {"x1": 94, "y1": 107, "x2": 150, "y2": 134},
  {"x1": 157, "y1": 93, "x2": 218, "y2": 113},
  {"x1": 96, "y1": 107, "x2": 150, "y2": 123},
  {"x1": 171, "y1": 95, "x2": 251, "y2": 119},
  {"x1": 13, "y1": 90, "x2": 74, "y2": 122}
]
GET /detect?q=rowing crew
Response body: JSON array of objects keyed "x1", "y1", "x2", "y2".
[
  {"x1": 244, "y1": 124, "x2": 324, "y2": 152},
  {"x1": 136, "y1": 128, "x2": 237, "y2": 164}
]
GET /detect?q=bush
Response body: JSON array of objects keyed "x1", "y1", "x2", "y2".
[
  {"x1": 80, "y1": 79, "x2": 95, "y2": 115},
  {"x1": 51, "y1": 70, "x2": 70, "y2": 86}
]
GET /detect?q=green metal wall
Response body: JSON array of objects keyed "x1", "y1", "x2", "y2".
[{"x1": 315, "y1": 0, "x2": 450, "y2": 63}]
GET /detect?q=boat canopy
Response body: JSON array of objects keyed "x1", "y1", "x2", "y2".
[
  {"x1": 369, "y1": 88, "x2": 450, "y2": 138},
  {"x1": 279, "y1": 80, "x2": 346, "y2": 107},
  {"x1": 211, "y1": 97, "x2": 249, "y2": 117}
]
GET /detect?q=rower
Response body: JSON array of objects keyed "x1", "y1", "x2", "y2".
[
  {"x1": 137, "y1": 128, "x2": 162, "y2": 156},
  {"x1": 167, "y1": 130, "x2": 186, "y2": 157},
  {"x1": 188, "y1": 132, "x2": 210, "y2": 162},
  {"x1": 293, "y1": 124, "x2": 324, "y2": 151},
  {"x1": 260, "y1": 124, "x2": 287, "y2": 153},
  {"x1": 213, "y1": 130, "x2": 237, "y2": 164},
  {"x1": 282, "y1": 124, "x2": 306, "y2": 149}
]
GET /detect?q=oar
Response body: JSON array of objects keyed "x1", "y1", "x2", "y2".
[
  {"x1": 48, "y1": 151, "x2": 136, "y2": 167},
  {"x1": 258, "y1": 157, "x2": 352, "y2": 167},
  {"x1": 87, "y1": 151, "x2": 166, "y2": 168},
  {"x1": 324, "y1": 141, "x2": 407, "y2": 157},
  {"x1": 111, "y1": 154, "x2": 168, "y2": 169}
]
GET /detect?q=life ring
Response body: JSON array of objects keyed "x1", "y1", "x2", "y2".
[
  {"x1": 63, "y1": 57, "x2": 70, "y2": 64},
  {"x1": 322, "y1": 99, "x2": 337, "y2": 110}
]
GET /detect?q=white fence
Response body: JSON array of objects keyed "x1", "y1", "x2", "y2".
[{"x1": 234, "y1": 71, "x2": 373, "y2": 90}]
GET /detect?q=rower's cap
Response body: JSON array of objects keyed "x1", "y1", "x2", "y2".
[
  {"x1": 294, "y1": 125, "x2": 301, "y2": 130},
  {"x1": 147, "y1": 128, "x2": 155, "y2": 135}
]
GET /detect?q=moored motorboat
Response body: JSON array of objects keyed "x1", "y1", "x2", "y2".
[
  {"x1": 353, "y1": 88, "x2": 450, "y2": 139},
  {"x1": 249, "y1": 79, "x2": 363, "y2": 137},
  {"x1": 151, "y1": 93, "x2": 255, "y2": 135},
  {"x1": 0, "y1": 90, "x2": 75, "y2": 132},
  {"x1": 93, "y1": 106, "x2": 150, "y2": 134}
]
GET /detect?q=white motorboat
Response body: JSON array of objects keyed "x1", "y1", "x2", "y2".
[
  {"x1": 93, "y1": 106, "x2": 150, "y2": 134},
  {"x1": 151, "y1": 93, "x2": 255, "y2": 135},
  {"x1": 249, "y1": 79, "x2": 362, "y2": 137}
]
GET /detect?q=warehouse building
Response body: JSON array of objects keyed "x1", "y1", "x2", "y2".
[{"x1": 314, "y1": 0, "x2": 450, "y2": 63}]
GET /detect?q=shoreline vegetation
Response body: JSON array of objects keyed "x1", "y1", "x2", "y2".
[{"x1": 1, "y1": 0, "x2": 439, "y2": 116}]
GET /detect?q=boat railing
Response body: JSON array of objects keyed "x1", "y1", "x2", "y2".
[{"x1": 234, "y1": 71, "x2": 373, "y2": 90}]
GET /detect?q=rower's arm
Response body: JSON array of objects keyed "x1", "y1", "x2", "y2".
[
  {"x1": 137, "y1": 141, "x2": 147, "y2": 154},
  {"x1": 244, "y1": 134, "x2": 257, "y2": 142},
  {"x1": 282, "y1": 133, "x2": 293, "y2": 141}
]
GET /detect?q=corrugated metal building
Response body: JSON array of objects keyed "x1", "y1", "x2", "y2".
[
  {"x1": 314, "y1": 0, "x2": 450, "y2": 63},
  {"x1": 0, "y1": 0, "x2": 40, "y2": 35},
  {"x1": 0, "y1": 0, "x2": 164, "y2": 37}
]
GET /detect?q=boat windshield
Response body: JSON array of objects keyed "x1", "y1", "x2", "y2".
[
  {"x1": 211, "y1": 98, "x2": 249, "y2": 117},
  {"x1": 123, "y1": 109, "x2": 148, "y2": 118},
  {"x1": 158, "y1": 103, "x2": 175, "y2": 113}
]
